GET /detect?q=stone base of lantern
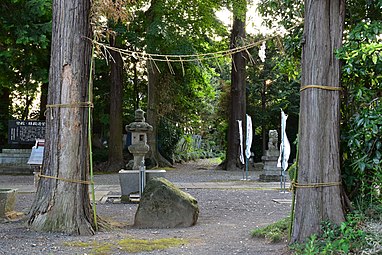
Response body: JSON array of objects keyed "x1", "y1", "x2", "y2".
[{"x1": 119, "y1": 169, "x2": 166, "y2": 203}]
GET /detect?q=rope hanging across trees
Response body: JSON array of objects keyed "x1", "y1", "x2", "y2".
[{"x1": 90, "y1": 22, "x2": 303, "y2": 74}]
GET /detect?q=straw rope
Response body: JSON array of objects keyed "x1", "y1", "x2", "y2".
[
  {"x1": 300, "y1": 85, "x2": 343, "y2": 92},
  {"x1": 38, "y1": 173, "x2": 93, "y2": 185},
  {"x1": 291, "y1": 181, "x2": 341, "y2": 190}
]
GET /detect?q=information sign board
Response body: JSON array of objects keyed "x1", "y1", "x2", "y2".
[{"x1": 8, "y1": 120, "x2": 46, "y2": 145}]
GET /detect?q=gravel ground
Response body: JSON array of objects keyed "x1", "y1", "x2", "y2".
[{"x1": 0, "y1": 159, "x2": 292, "y2": 255}]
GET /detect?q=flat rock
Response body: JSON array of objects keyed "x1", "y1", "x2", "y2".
[{"x1": 134, "y1": 177, "x2": 199, "y2": 228}]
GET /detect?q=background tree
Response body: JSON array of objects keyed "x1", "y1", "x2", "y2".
[
  {"x1": 224, "y1": 0, "x2": 247, "y2": 171},
  {"x1": 292, "y1": 0, "x2": 346, "y2": 242},
  {"x1": 106, "y1": 30, "x2": 125, "y2": 171},
  {"x1": 28, "y1": 0, "x2": 96, "y2": 235}
]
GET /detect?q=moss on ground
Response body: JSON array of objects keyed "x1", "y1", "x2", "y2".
[
  {"x1": 251, "y1": 216, "x2": 291, "y2": 243},
  {"x1": 118, "y1": 238, "x2": 186, "y2": 253},
  {"x1": 64, "y1": 237, "x2": 187, "y2": 254}
]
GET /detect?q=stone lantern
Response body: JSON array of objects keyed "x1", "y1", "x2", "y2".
[
  {"x1": 125, "y1": 109, "x2": 153, "y2": 170},
  {"x1": 119, "y1": 109, "x2": 166, "y2": 203}
]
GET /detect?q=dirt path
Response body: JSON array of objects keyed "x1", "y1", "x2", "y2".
[{"x1": 0, "y1": 159, "x2": 292, "y2": 255}]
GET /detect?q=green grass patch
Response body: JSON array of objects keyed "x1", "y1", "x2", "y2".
[
  {"x1": 64, "y1": 237, "x2": 187, "y2": 254},
  {"x1": 251, "y1": 216, "x2": 291, "y2": 243},
  {"x1": 64, "y1": 240, "x2": 96, "y2": 247},
  {"x1": 205, "y1": 157, "x2": 223, "y2": 165},
  {"x1": 118, "y1": 238, "x2": 186, "y2": 253}
]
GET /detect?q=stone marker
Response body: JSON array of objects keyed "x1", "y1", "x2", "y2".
[
  {"x1": 0, "y1": 189, "x2": 17, "y2": 219},
  {"x1": 134, "y1": 178, "x2": 199, "y2": 228}
]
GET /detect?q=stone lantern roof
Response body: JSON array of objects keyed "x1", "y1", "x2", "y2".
[{"x1": 125, "y1": 109, "x2": 153, "y2": 132}]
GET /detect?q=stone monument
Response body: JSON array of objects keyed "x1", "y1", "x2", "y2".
[{"x1": 259, "y1": 130, "x2": 281, "y2": 181}]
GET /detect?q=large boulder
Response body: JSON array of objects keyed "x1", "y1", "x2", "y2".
[{"x1": 134, "y1": 178, "x2": 199, "y2": 228}]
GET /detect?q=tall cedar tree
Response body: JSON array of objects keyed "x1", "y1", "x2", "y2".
[
  {"x1": 225, "y1": 0, "x2": 247, "y2": 171},
  {"x1": 107, "y1": 35, "x2": 124, "y2": 171},
  {"x1": 28, "y1": 0, "x2": 96, "y2": 235},
  {"x1": 291, "y1": 0, "x2": 346, "y2": 242}
]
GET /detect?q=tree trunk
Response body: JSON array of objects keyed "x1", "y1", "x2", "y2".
[
  {"x1": 107, "y1": 36, "x2": 124, "y2": 171},
  {"x1": 133, "y1": 59, "x2": 140, "y2": 109},
  {"x1": 146, "y1": 64, "x2": 172, "y2": 168},
  {"x1": 261, "y1": 80, "x2": 266, "y2": 155},
  {"x1": 39, "y1": 82, "x2": 48, "y2": 120},
  {"x1": 0, "y1": 87, "x2": 10, "y2": 146},
  {"x1": 28, "y1": 0, "x2": 96, "y2": 235},
  {"x1": 22, "y1": 88, "x2": 32, "y2": 119},
  {"x1": 291, "y1": 0, "x2": 345, "y2": 243},
  {"x1": 145, "y1": 0, "x2": 172, "y2": 168},
  {"x1": 225, "y1": 5, "x2": 246, "y2": 171}
]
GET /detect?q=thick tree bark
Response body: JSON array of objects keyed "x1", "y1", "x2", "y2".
[
  {"x1": 107, "y1": 36, "x2": 124, "y2": 171},
  {"x1": 291, "y1": 0, "x2": 345, "y2": 243},
  {"x1": 28, "y1": 0, "x2": 96, "y2": 235},
  {"x1": 225, "y1": 9, "x2": 246, "y2": 171}
]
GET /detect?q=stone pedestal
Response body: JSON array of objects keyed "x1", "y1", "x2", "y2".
[
  {"x1": 260, "y1": 150, "x2": 281, "y2": 181},
  {"x1": 119, "y1": 170, "x2": 166, "y2": 203}
]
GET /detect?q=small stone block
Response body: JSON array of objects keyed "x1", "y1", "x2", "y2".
[{"x1": 0, "y1": 189, "x2": 17, "y2": 218}]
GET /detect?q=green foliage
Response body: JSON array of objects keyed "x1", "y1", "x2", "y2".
[
  {"x1": 231, "y1": 0, "x2": 247, "y2": 22},
  {"x1": 172, "y1": 133, "x2": 222, "y2": 163},
  {"x1": 173, "y1": 134, "x2": 200, "y2": 162},
  {"x1": 0, "y1": 0, "x2": 51, "y2": 119},
  {"x1": 337, "y1": 21, "x2": 382, "y2": 205},
  {"x1": 257, "y1": 0, "x2": 303, "y2": 28},
  {"x1": 344, "y1": 104, "x2": 382, "y2": 203},
  {"x1": 92, "y1": 148, "x2": 110, "y2": 164},
  {"x1": 251, "y1": 216, "x2": 291, "y2": 243},
  {"x1": 291, "y1": 215, "x2": 367, "y2": 255},
  {"x1": 346, "y1": 0, "x2": 382, "y2": 28},
  {"x1": 158, "y1": 118, "x2": 182, "y2": 163}
]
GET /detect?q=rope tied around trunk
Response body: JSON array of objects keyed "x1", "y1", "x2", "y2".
[
  {"x1": 291, "y1": 180, "x2": 341, "y2": 191},
  {"x1": 44, "y1": 101, "x2": 94, "y2": 118},
  {"x1": 300, "y1": 85, "x2": 343, "y2": 92},
  {"x1": 38, "y1": 173, "x2": 93, "y2": 185}
]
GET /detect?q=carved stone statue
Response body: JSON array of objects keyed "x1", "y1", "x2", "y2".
[{"x1": 268, "y1": 130, "x2": 278, "y2": 150}]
